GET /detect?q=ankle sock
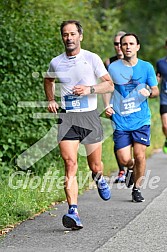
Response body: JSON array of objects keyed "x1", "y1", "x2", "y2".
[
  {"x1": 69, "y1": 205, "x2": 78, "y2": 214},
  {"x1": 92, "y1": 172, "x2": 102, "y2": 182}
]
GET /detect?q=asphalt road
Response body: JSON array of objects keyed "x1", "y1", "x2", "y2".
[{"x1": 0, "y1": 150, "x2": 167, "y2": 252}]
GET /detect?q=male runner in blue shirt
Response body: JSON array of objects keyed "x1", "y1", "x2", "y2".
[{"x1": 103, "y1": 33, "x2": 159, "y2": 202}]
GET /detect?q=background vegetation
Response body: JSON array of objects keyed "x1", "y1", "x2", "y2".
[{"x1": 0, "y1": 0, "x2": 166, "y2": 233}]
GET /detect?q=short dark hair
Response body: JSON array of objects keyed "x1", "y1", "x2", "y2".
[
  {"x1": 120, "y1": 33, "x2": 140, "y2": 45},
  {"x1": 60, "y1": 20, "x2": 83, "y2": 36},
  {"x1": 165, "y1": 39, "x2": 167, "y2": 46}
]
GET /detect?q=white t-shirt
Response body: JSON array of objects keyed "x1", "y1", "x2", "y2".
[{"x1": 46, "y1": 49, "x2": 107, "y2": 112}]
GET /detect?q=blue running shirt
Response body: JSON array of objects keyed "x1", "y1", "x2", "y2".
[
  {"x1": 108, "y1": 59, "x2": 158, "y2": 131},
  {"x1": 156, "y1": 57, "x2": 167, "y2": 105}
]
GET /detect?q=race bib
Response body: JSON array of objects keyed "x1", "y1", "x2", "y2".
[
  {"x1": 64, "y1": 95, "x2": 88, "y2": 110},
  {"x1": 120, "y1": 97, "x2": 141, "y2": 115}
]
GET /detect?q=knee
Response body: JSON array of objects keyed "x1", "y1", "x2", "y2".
[
  {"x1": 118, "y1": 157, "x2": 134, "y2": 167},
  {"x1": 118, "y1": 157, "x2": 129, "y2": 167},
  {"x1": 64, "y1": 158, "x2": 77, "y2": 175},
  {"x1": 134, "y1": 154, "x2": 145, "y2": 164}
]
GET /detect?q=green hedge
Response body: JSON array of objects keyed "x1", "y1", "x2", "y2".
[{"x1": 0, "y1": 4, "x2": 63, "y2": 176}]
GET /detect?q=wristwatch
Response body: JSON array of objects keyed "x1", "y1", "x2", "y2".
[
  {"x1": 90, "y1": 86, "x2": 95, "y2": 94},
  {"x1": 146, "y1": 86, "x2": 152, "y2": 96}
]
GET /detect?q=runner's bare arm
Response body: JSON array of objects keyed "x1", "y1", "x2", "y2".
[
  {"x1": 73, "y1": 73, "x2": 114, "y2": 95},
  {"x1": 44, "y1": 77, "x2": 59, "y2": 113}
]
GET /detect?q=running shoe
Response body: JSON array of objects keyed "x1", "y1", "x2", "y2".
[
  {"x1": 125, "y1": 169, "x2": 134, "y2": 188},
  {"x1": 62, "y1": 208, "x2": 83, "y2": 230},
  {"x1": 95, "y1": 176, "x2": 111, "y2": 201},
  {"x1": 114, "y1": 171, "x2": 126, "y2": 183},
  {"x1": 163, "y1": 139, "x2": 167, "y2": 154},
  {"x1": 132, "y1": 188, "x2": 145, "y2": 202}
]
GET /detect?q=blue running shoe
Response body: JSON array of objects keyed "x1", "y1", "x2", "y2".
[
  {"x1": 96, "y1": 176, "x2": 111, "y2": 201},
  {"x1": 62, "y1": 208, "x2": 83, "y2": 230}
]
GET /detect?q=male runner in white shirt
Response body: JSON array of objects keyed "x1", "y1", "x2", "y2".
[{"x1": 44, "y1": 20, "x2": 114, "y2": 230}]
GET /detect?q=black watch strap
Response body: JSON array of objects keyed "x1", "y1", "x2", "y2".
[{"x1": 147, "y1": 86, "x2": 152, "y2": 96}]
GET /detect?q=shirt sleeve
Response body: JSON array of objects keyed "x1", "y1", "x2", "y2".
[
  {"x1": 45, "y1": 59, "x2": 57, "y2": 78},
  {"x1": 147, "y1": 63, "x2": 158, "y2": 87},
  {"x1": 93, "y1": 54, "x2": 108, "y2": 78}
]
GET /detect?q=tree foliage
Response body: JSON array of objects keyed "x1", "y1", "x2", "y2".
[{"x1": 118, "y1": 0, "x2": 167, "y2": 64}]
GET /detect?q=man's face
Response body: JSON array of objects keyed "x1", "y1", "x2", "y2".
[
  {"x1": 62, "y1": 23, "x2": 83, "y2": 54},
  {"x1": 121, "y1": 35, "x2": 140, "y2": 59},
  {"x1": 114, "y1": 35, "x2": 123, "y2": 57}
]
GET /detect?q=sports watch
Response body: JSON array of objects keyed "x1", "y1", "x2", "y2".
[{"x1": 90, "y1": 86, "x2": 95, "y2": 94}]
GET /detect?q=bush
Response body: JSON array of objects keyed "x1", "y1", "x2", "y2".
[{"x1": 0, "y1": 3, "x2": 63, "y2": 175}]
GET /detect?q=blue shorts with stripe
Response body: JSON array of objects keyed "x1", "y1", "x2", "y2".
[{"x1": 113, "y1": 125, "x2": 150, "y2": 151}]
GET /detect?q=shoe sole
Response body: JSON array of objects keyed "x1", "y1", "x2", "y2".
[
  {"x1": 114, "y1": 178, "x2": 125, "y2": 183},
  {"x1": 98, "y1": 189, "x2": 111, "y2": 201},
  {"x1": 132, "y1": 198, "x2": 145, "y2": 203},
  {"x1": 114, "y1": 180, "x2": 125, "y2": 183},
  {"x1": 62, "y1": 215, "x2": 83, "y2": 230},
  {"x1": 127, "y1": 185, "x2": 133, "y2": 189},
  {"x1": 126, "y1": 183, "x2": 134, "y2": 188}
]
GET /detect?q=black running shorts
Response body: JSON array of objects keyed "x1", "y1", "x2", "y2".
[{"x1": 160, "y1": 105, "x2": 167, "y2": 115}]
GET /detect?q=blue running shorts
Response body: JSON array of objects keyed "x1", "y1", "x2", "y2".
[{"x1": 113, "y1": 125, "x2": 150, "y2": 151}]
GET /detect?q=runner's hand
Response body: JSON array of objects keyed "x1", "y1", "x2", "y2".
[
  {"x1": 138, "y1": 88, "x2": 150, "y2": 97},
  {"x1": 48, "y1": 100, "x2": 59, "y2": 113},
  {"x1": 73, "y1": 85, "x2": 89, "y2": 95},
  {"x1": 105, "y1": 107, "x2": 115, "y2": 117}
]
